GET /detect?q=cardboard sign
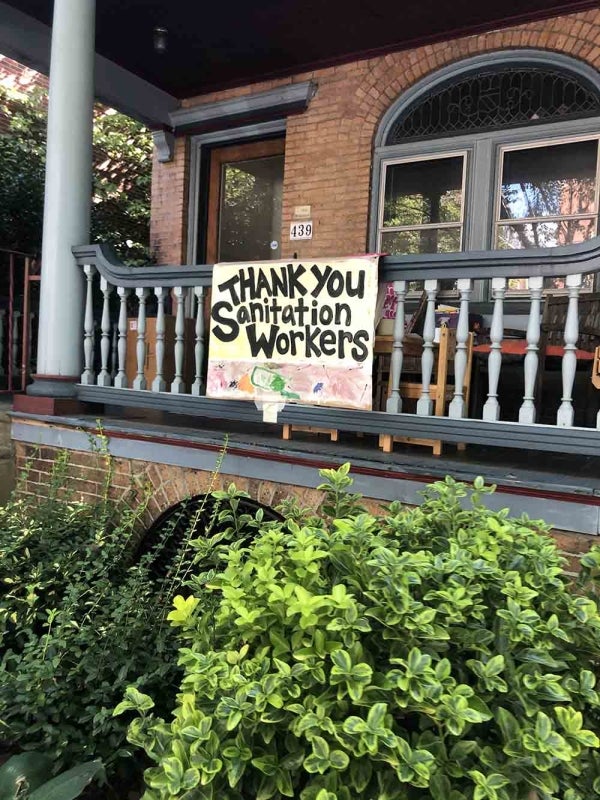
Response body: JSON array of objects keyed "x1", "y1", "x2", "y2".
[{"x1": 206, "y1": 256, "x2": 379, "y2": 410}]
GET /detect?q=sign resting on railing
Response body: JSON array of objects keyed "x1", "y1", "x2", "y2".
[{"x1": 206, "y1": 257, "x2": 379, "y2": 410}]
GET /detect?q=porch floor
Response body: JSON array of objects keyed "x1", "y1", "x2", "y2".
[{"x1": 15, "y1": 404, "x2": 600, "y2": 492}]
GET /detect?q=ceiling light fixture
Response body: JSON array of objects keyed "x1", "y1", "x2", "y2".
[{"x1": 153, "y1": 27, "x2": 168, "y2": 54}]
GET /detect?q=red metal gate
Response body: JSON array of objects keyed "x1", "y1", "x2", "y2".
[{"x1": 0, "y1": 248, "x2": 39, "y2": 393}]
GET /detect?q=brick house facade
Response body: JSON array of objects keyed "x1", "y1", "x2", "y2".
[
  {"x1": 6, "y1": 2, "x2": 600, "y2": 562},
  {"x1": 150, "y1": 7, "x2": 600, "y2": 265},
  {"x1": 0, "y1": 54, "x2": 46, "y2": 134},
  {"x1": 114, "y1": 6, "x2": 600, "y2": 555}
]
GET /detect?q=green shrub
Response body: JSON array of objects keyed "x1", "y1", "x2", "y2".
[
  {"x1": 118, "y1": 466, "x2": 600, "y2": 800},
  {"x1": 0, "y1": 447, "x2": 185, "y2": 775}
]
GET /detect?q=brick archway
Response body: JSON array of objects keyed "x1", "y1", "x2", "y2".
[{"x1": 354, "y1": 9, "x2": 600, "y2": 141}]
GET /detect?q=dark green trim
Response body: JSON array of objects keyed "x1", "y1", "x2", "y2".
[
  {"x1": 76, "y1": 385, "x2": 600, "y2": 458},
  {"x1": 73, "y1": 234, "x2": 600, "y2": 289}
]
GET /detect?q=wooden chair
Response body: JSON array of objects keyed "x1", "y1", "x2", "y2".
[
  {"x1": 537, "y1": 292, "x2": 600, "y2": 422},
  {"x1": 379, "y1": 326, "x2": 474, "y2": 456},
  {"x1": 282, "y1": 423, "x2": 338, "y2": 442},
  {"x1": 593, "y1": 346, "x2": 600, "y2": 391},
  {"x1": 541, "y1": 292, "x2": 600, "y2": 353}
]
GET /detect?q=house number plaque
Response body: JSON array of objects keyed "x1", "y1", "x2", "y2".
[{"x1": 290, "y1": 221, "x2": 313, "y2": 240}]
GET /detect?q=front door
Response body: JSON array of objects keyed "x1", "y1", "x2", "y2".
[{"x1": 206, "y1": 138, "x2": 285, "y2": 263}]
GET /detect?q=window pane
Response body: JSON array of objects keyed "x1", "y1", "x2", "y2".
[
  {"x1": 218, "y1": 155, "x2": 284, "y2": 262},
  {"x1": 381, "y1": 226, "x2": 462, "y2": 255},
  {"x1": 500, "y1": 139, "x2": 598, "y2": 220},
  {"x1": 496, "y1": 218, "x2": 595, "y2": 249},
  {"x1": 383, "y1": 156, "x2": 464, "y2": 227}
]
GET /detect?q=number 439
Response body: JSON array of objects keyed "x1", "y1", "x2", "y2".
[{"x1": 290, "y1": 221, "x2": 313, "y2": 240}]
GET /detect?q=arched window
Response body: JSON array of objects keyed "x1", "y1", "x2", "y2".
[{"x1": 371, "y1": 52, "x2": 600, "y2": 293}]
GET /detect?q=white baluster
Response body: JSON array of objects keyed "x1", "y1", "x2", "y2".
[
  {"x1": 110, "y1": 323, "x2": 118, "y2": 380},
  {"x1": 191, "y1": 286, "x2": 205, "y2": 396},
  {"x1": 11, "y1": 311, "x2": 20, "y2": 379},
  {"x1": 80, "y1": 264, "x2": 96, "y2": 385},
  {"x1": 557, "y1": 273, "x2": 582, "y2": 428},
  {"x1": 114, "y1": 287, "x2": 130, "y2": 389},
  {"x1": 0, "y1": 309, "x2": 5, "y2": 377},
  {"x1": 449, "y1": 278, "x2": 473, "y2": 418},
  {"x1": 518, "y1": 276, "x2": 543, "y2": 424},
  {"x1": 133, "y1": 287, "x2": 149, "y2": 390},
  {"x1": 386, "y1": 281, "x2": 406, "y2": 414},
  {"x1": 152, "y1": 287, "x2": 167, "y2": 392},
  {"x1": 416, "y1": 279, "x2": 438, "y2": 416},
  {"x1": 483, "y1": 277, "x2": 506, "y2": 421},
  {"x1": 171, "y1": 286, "x2": 186, "y2": 394},
  {"x1": 97, "y1": 277, "x2": 113, "y2": 386}
]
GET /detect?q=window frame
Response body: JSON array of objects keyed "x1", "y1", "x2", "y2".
[
  {"x1": 376, "y1": 149, "x2": 469, "y2": 255},
  {"x1": 371, "y1": 117, "x2": 600, "y2": 300},
  {"x1": 370, "y1": 51, "x2": 600, "y2": 305},
  {"x1": 493, "y1": 132, "x2": 600, "y2": 249}
]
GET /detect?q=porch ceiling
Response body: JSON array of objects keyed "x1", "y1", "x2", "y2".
[{"x1": 7, "y1": 0, "x2": 600, "y2": 98}]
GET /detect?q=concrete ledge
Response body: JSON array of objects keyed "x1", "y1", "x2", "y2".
[{"x1": 10, "y1": 412, "x2": 600, "y2": 536}]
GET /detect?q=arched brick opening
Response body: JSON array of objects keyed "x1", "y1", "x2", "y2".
[
  {"x1": 118, "y1": 460, "x2": 327, "y2": 532},
  {"x1": 133, "y1": 492, "x2": 284, "y2": 583},
  {"x1": 356, "y1": 9, "x2": 600, "y2": 139}
]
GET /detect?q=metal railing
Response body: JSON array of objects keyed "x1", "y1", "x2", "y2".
[{"x1": 0, "y1": 249, "x2": 38, "y2": 393}]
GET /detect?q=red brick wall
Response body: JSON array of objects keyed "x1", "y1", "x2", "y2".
[
  {"x1": 13, "y1": 440, "x2": 382, "y2": 534},
  {"x1": 0, "y1": 55, "x2": 47, "y2": 94},
  {"x1": 13, "y1": 440, "x2": 597, "y2": 568},
  {"x1": 151, "y1": 7, "x2": 600, "y2": 264},
  {"x1": 0, "y1": 55, "x2": 47, "y2": 134},
  {"x1": 150, "y1": 136, "x2": 190, "y2": 263}
]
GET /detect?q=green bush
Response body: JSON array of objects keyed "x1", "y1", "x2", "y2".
[
  {"x1": 118, "y1": 466, "x2": 600, "y2": 800},
  {"x1": 0, "y1": 447, "x2": 184, "y2": 775}
]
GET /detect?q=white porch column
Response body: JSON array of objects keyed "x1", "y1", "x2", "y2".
[{"x1": 28, "y1": 0, "x2": 95, "y2": 397}]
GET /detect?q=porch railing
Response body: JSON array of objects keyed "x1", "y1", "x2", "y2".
[{"x1": 70, "y1": 241, "x2": 600, "y2": 456}]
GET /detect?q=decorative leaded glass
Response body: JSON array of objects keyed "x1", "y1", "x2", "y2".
[{"x1": 386, "y1": 66, "x2": 600, "y2": 144}]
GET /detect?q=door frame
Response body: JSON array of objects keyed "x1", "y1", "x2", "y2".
[
  {"x1": 205, "y1": 138, "x2": 286, "y2": 264},
  {"x1": 186, "y1": 120, "x2": 287, "y2": 265}
]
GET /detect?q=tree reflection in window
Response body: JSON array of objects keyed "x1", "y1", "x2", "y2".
[
  {"x1": 496, "y1": 138, "x2": 599, "y2": 291},
  {"x1": 380, "y1": 155, "x2": 464, "y2": 292},
  {"x1": 218, "y1": 155, "x2": 284, "y2": 262}
]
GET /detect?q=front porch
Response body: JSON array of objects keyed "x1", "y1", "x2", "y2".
[
  {"x1": 9, "y1": 237, "x2": 600, "y2": 540},
  {"x1": 5, "y1": 0, "x2": 600, "y2": 549},
  {"x1": 20, "y1": 239, "x2": 600, "y2": 440}
]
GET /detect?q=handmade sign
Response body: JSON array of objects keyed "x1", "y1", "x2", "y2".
[{"x1": 206, "y1": 256, "x2": 379, "y2": 410}]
